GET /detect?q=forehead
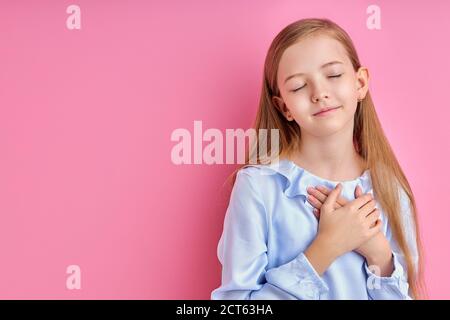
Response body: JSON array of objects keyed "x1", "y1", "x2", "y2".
[{"x1": 277, "y1": 34, "x2": 350, "y2": 80}]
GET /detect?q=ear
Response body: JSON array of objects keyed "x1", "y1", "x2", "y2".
[
  {"x1": 356, "y1": 67, "x2": 370, "y2": 101},
  {"x1": 272, "y1": 95, "x2": 294, "y2": 121}
]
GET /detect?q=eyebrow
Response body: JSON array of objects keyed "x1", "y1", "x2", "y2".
[{"x1": 284, "y1": 60, "x2": 344, "y2": 84}]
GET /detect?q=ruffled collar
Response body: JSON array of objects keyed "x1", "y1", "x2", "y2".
[{"x1": 254, "y1": 158, "x2": 372, "y2": 201}]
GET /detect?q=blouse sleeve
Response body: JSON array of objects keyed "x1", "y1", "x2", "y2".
[
  {"x1": 211, "y1": 169, "x2": 329, "y2": 300},
  {"x1": 364, "y1": 185, "x2": 419, "y2": 300}
]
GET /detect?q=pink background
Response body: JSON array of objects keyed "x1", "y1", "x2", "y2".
[{"x1": 0, "y1": 0, "x2": 449, "y2": 299}]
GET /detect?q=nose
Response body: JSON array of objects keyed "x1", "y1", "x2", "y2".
[{"x1": 311, "y1": 81, "x2": 330, "y2": 103}]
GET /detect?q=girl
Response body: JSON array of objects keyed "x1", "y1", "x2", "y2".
[{"x1": 211, "y1": 18, "x2": 425, "y2": 300}]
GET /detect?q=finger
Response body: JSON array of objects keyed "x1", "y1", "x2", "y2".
[
  {"x1": 353, "y1": 185, "x2": 376, "y2": 214},
  {"x1": 365, "y1": 208, "x2": 381, "y2": 227},
  {"x1": 313, "y1": 208, "x2": 320, "y2": 219},
  {"x1": 367, "y1": 218, "x2": 382, "y2": 237},
  {"x1": 323, "y1": 183, "x2": 342, "y2": 209},
  {"x1": 315, "y1": 185, "x2": 346, "y2": 207},
  {"x1": 348, "y1": 192, "x2": 373, "y2": 210},
  {"x1": 307, "y1": 187, "x2": 327, "y2": 204},
  {"x1": 359, "y1": 199, "x2": 377, "y2": 217},
  {"x1": 354, "y1": 185, "x2": 363, "y2": 198},
  {"x1": 307, "y1": 193, "x2": 341, "y2": 211},
  {"x1": 307, "y1": 194, "x2": 323, "y2": 209},
  {"x1": 370, "y1": 219, "x2": 377, "y2": 228}
]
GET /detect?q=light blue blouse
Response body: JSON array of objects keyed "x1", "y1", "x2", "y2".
[{"x1": 211, "y1": 159, "x2": 418, "y2": 300}]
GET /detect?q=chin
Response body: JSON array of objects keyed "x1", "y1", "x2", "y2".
[{"x1": 310, "y1": 123, "x2": 347, "y2": 137}]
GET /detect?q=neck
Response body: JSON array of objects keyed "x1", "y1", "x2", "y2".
[{"x1": 288, "y1": 122, "x2": 367, "y2": 182}]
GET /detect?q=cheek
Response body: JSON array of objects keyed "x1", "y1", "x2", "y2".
[
  {"x1": 335, "y1": 81, "x2": 360, "y2": 118},
  {"x1": 286, "y1": 97, "x2": 311, "y2": 118},
  {"x1": 335, "y1": 79, "x2": 358, "y2": 102}
]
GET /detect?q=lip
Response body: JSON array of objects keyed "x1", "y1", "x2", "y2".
[{"x1": 313, "y1": 106, "x2": 342, "y2": 116}]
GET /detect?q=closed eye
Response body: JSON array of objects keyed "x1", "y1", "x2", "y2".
[
  {"x1": 292, "y1": 74, "x2": 342, "y2": 92},
  {"x1": 292, "y1": 84, "x2": 306, "y2": 92}
]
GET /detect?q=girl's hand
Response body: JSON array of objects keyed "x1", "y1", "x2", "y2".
[
  {"x1": 314, "y1": 184, "x2": 382, "y2": 258},
  {"x1": 307, "y1": 185, "x2": 348, "y2": 214},
  {"x1": 307, "y1": 185, "x2": 394, "y2": 276},
  {"x1": 307, "y1": 185, "x2": 370, "y2": 220}
]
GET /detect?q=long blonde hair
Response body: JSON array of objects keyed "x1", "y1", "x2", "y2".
[{"x1": 228, "y1": 18, "x2": 426, "y2": 299}]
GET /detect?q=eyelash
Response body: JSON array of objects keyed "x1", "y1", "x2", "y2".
[{"x1": 292, "y1": 74, "x2": 343, "y2": 92}]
